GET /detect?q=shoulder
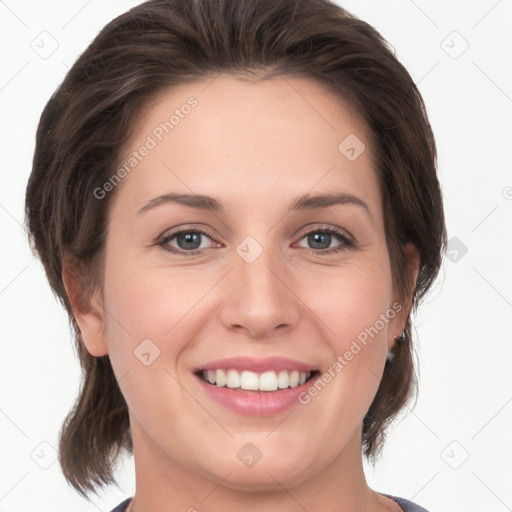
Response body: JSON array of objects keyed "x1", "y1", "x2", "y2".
[
  {"x1": 109, "y1": 498, "x2": 132, "y2": 512},
  {"x1": 390, "y1": 495, "x2": 430, "y2": 512}
]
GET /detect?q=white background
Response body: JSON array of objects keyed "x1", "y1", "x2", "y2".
[{"x1": 0, "y1": 1, "x2": 511, "y2": 511}]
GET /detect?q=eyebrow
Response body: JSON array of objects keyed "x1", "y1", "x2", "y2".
[{"x1": 137, "y1": 192, "x2": 372, "y2": 219}]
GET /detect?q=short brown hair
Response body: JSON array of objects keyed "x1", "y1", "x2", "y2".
[{"x1": 25, "y1": 0, "x2": 446, "y2": 499}]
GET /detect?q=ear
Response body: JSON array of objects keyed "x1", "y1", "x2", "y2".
[
  {"x1": 62, "y1": 261, "x2": 108, "y2": 357},
  {"x1": 388, "y1": 242, "x2": 420, "y2": 351}
]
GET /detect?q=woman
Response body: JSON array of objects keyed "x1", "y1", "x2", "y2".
[{"x1": 25, "y1": 0, "x2": 446, "y2": 510}]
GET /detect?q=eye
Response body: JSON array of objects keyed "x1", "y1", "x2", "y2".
[
  {"x1": 295, "y1": 224, "x2": 355, "y2": 254},
  {"x1": 157, "y1": 226, "x2": 219, "y2": 255}
]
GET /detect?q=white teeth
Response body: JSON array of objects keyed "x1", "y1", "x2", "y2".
[
  {"x1": 240, "y1": 370, "x2": 259, "y2": 390},
  {"x1": 226, "y1": 369, "x2": 240, "y2": 388},
  {"x1": 259, "y1": 371, "x2": 278, "y2": 391},
  {"x1": 215, "y1": 369, "x2": 226, "y2": 387},
  {"x1": 277, "y1": 370, "x2": 290, "y2": 389},
  {"x1": 201, "y1": 369, "x2": 312, "y2": 391}
]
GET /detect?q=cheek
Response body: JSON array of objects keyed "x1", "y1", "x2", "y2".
[
  {"x1": 296, "y1": 268, "x2": 393, "y2": 429},
  {"x1": 298, "y1": 256, "x2": 393, "y2": 403},
  {"x1": 301, "y1": 254, "x2": 393, "y2": 346},
  {"x1": 101, "y1": 210, "x2": 206, "y2": 341},
  {"x1": 100, "y1": 248, "x2": 211, "y2": 373},
  {"x1": 100, "y1": 257, "x2": 206, "y2": 431}
]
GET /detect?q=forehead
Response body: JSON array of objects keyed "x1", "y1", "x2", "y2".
[{"x1": 113, "y1": 73, "x2": 381, "y2": 218}]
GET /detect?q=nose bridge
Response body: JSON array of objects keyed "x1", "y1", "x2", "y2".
[{"x1": 220, "y1": 236, "x2": 300, "y2": 337}]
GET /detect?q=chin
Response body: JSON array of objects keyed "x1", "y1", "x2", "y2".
[{"x1": 198, "y1": 448, "x2": 317, "y2": 493}]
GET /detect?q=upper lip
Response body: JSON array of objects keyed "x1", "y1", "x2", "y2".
[{"x1": 194, "y1": 356, "x2": 316, "y2": 374}]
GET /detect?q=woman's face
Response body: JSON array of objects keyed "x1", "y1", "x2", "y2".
[{"x1": 84, "y1": 74, "x2": 411, "y2": 491}]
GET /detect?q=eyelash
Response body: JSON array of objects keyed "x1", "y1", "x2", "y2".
[{"x1": 156, "y1": 224, "x2": 356, "y2": 257}]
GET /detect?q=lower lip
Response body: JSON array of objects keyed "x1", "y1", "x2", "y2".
[{"x1": 195, "y1": 373, "x2": 319, "y2": 416}]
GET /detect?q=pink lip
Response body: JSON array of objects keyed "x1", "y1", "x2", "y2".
[
  {"x1": 194, "y1": 355, "x2": 316, "y2": 373},
  {"x1": 195, "y1": 372, "x2": 320, "y2": 416}
]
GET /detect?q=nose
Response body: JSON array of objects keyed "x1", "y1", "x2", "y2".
[{"x1": 219, "y1": 242, "x2": 301, "y2": 340}]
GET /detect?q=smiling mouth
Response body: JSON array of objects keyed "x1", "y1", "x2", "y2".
[{"x1": 195, "y1": 369, "x2": 320, "y2": 392}]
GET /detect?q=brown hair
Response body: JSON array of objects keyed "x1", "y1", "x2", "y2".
[{"x1": 25, "y1": 0, "x2": 446, "y2": 499}]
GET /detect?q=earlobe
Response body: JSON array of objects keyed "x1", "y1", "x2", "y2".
[{"x1": 62, "y1": 262, "x2": 108, "y2": 357}]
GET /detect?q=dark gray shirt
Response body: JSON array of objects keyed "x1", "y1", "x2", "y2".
[
  {"x1": 391, "y1": 495, "x2": 429, "y2": 511},
  {"x1": 110, "y1": 495, "x2": 429, "y2": 511}
]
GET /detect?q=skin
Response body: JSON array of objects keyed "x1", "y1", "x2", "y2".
[{"x1": 64, "y1": 74, "x2": 419, "y2": 512}]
